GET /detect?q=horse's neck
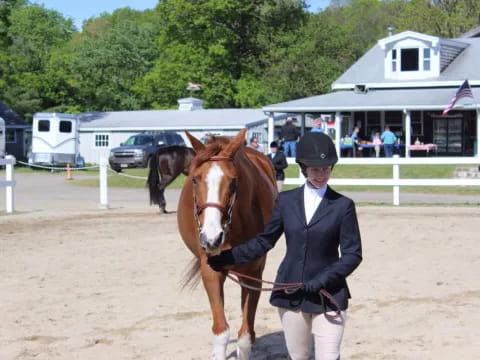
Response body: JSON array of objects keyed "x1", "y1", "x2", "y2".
[{"x1": 228, "y1": 154, "x2": 272, "y2": 244}]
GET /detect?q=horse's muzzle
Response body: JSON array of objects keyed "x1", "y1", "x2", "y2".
[{"x1": 200, "y1": 231, "x2": 224, "y2": 254}]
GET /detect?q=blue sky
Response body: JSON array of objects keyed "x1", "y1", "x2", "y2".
[{"x1": 33, "y1": 0, "x2": 331, "y2": 30}]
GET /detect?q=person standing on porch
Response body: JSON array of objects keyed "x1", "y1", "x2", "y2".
[
  {"x1": 372, "y1": 131, "x2": 382, "y2": 157},
  {"x1": 350, "y1": 127, "x2": 361, "y2": 157},
  {"x1": 311, "y1": 118, "x2": 324, "y2": 133},
  {"x1": 381, "y1": 126, "x2": 397, "y2": 158},
  {"x1": 281, "y1": 117, "x2": 300, "y2": 157}
]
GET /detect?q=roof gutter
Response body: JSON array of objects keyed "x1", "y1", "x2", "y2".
[{"x1": 262, "y1": 104, "x2": 479, "y2": 113}]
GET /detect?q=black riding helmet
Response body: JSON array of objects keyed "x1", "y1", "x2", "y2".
[{"x1": 296, "y1": 132, "x2": 338, "y2": 167}]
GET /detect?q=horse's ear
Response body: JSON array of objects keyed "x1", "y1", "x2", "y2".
[
  {"x1": 221, "y1": 128, "x2": 246, "y2": 158},
  {"x1": 185, "y1": 131, "x2": 205, "y2": 152}
]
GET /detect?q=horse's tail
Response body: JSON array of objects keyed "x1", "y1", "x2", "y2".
[
  {"x1": 180, "y1": 257, "x2": 201, "y2": 291},
  {"x1": 147, "y1": 151, "x2": 160, "y2": 205}
]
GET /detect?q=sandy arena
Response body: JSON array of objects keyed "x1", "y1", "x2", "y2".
[{"x1": 0, "y1": 173, "x2": 479, "y2": 359}]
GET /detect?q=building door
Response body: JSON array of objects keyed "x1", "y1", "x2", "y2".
[{"x1": 433, "y1": 117, "x2": 463, "y2": 155}]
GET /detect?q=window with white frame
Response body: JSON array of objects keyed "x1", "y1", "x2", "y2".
[
  {"x1": 391, "y1": 49, "x2": 397, "y2": 72},
  {"x1": 94, "y1": 133, "x2": 109, "y2": 147},
  {"x1": 423, "y1": 48, "x2": 431, "y2": 71}
]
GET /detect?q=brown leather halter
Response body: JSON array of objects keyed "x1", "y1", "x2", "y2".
[{"x1": 192, "y1": 156, "x2": 237, "y2": 234}]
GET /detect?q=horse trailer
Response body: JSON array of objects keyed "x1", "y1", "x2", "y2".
[
  {"x1": 30, "y1": 113, "x2": 84, "y2": 166},
  {"x1": 0, "y1": 117, "x2": 5, "y2": 159}
]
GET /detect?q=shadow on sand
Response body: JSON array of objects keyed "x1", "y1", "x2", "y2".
[{"x1": 225, "y1": 331, "x2": 290, "y2": 360}]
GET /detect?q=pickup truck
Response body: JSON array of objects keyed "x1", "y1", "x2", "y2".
[{"x1": 109, "y1": 132, "x2": 185, "y2": 172}]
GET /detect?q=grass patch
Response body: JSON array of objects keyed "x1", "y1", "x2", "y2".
[{"x1": 284, "y1": 164, "x2": 480, "y2": 194}]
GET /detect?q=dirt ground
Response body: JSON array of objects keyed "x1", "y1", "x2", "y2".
[{"x1": 0, "y1": 173, "x2": 479, "y2": 359}]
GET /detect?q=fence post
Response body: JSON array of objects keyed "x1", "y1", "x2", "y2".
[
  {"x1": 6, "y1": 155, "x2": 15, "y2": 213},
  {"x1": 393, "y1": 155, "x2": 400, "y2": 206},
  {"x1": 99, "y1": 157, "x2": 108, "y2": 209}
]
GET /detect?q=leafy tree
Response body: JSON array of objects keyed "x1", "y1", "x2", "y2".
[
  {"x1": 69, "y1": 16, "x2": 158, "y2": 111},
  {"x1": 0, "y1": 0, "x2": 27, "y2": 48},
  {"x1": 137, "y1": 0, "x2": 307, "y2": 108},
  {"x1": 7, "y1": 4, "x2": 75, "y2": 71},
  {"x1": 261, "y1": 15, "x2": 357, "y2": 102}
]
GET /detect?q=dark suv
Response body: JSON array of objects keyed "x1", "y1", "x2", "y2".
[{"x1": 109, "y1": 132, "x2": 185, "y2": 171}]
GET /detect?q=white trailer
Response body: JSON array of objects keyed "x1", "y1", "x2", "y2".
[
  {"x1": 30, "y1": 113, "x2": 83, "y2": 166},
  {"x1": 0, "y1": 117, "x2": 5, "y2": 159}
]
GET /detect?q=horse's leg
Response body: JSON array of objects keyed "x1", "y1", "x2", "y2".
[
  {"x1": 236, "y1": 259, "x2": 265, "y2": 360},
  {"x1": 157, "y1": 175, "x2": 173, "y2": 213},
  {"x1": 201, "y1": 261, "x2": 230, "y2": 360},
  {"x1": 157, "y1": 185, "x2": 167, "y2": 213}
]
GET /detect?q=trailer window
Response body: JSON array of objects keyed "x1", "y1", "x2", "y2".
[
  {"x1": 38, "y1": 120, "x2": 50, "y2": 132},
  {"x1": 59, "y1": 121, "x2": 72, "y2": 133}
]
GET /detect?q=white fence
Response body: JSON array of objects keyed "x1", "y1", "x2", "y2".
[
  {"x1": 1, "y1": 155, "x2": 16, "y2": 213},
  {"x1": 3, "y1": 156, "x2": 480, "y2": 212},
  {"x1": 285, "y1": 156, "x2": 480, "y2": 205}
]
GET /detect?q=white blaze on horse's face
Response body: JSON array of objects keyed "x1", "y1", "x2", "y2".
[{"x1": 200, "y1": 163, "x2": 225, "y2": 253}]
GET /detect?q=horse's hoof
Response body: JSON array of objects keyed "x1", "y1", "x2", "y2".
[
  {"x1": 211, "y1": 329, "x2": 229, "y2": 360},
  {"x1": 236, "y1": 333, "x2": 252, "y2": 360},
  {"x1": 159, "y1": 208, "x2": 168, "y2": 214}
]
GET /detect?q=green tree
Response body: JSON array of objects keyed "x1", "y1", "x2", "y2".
[
  {"x1": 69, "y1": 15, "x2": 158, "y2": 111},
  {"x1": 0, "y1": 4, "x2": 75, "y2": 120},
  {"x1": 137, "y1": 0, "x2": 307, "y2": 108}
]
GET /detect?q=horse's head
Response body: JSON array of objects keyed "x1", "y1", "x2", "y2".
[{"x1": 185, "y1": 129, "x2": 246, "y2": 255}]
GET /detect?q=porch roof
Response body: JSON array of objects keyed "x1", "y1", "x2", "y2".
[{"x1": 262, "y1": 88, "x2": 480, "y2": 113}]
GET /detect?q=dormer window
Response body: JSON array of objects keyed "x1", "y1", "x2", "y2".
[{"x1": 378, "y1": 31, "x2": 449, "y2": 80}]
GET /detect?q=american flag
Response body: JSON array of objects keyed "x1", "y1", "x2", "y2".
[{"x1": 442, "y1": 79, "x2": 474, "y2": 116}]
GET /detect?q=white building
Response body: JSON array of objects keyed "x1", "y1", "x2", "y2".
[{"x1": 78, "y1": 98, "x2": 286, "y2": 164}]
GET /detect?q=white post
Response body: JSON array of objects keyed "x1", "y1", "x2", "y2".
[
  {"x1": 476, "y1": 108, "x2": 480, "y2": 157},
  {"x1": 6, "y1": 155, "x2": 15, "y2": 213},
  {"x1": 99, "y1": 157, "x2": 108, "y2": 209},
  {"x1": 404, "y1": 109, "x2": 411, "y2": 158},
  {"x1": 335, "y1": 111, "x2": 341, "y2": 157},
  {"x1": 267, "y1": 113, "x2": 274, "y2": 147},
  {"x1": 393, "y1": 154, "x2": 400, "y2": 206}
]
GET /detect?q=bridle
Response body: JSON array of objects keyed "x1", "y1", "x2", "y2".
[{"x1": 192, "y1": 156, "x2": 238, "y2": 234}]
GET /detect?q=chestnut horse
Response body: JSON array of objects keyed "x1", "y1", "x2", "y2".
[{"x1": 177, "y1": 129, "x2": 277, "y2": 360}]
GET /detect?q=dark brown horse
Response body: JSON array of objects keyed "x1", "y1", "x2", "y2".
[
  {"x1": 178, "y1": 129, "x2": 277, "y2": 360},
  {"x1": 148, "y1": 145, "x2": 195, "y2": 213}
]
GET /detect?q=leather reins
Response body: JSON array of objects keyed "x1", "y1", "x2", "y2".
[{"x1": 226, "y1": 270, "x2": 341, "y2": 317}]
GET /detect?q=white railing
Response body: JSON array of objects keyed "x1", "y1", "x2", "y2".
[
  {"x1": 285, "y1": 156, "x2": 480, "y2": 205},
  {"x1": 1, "y1": 155, "x2": 16, "y2": 213}
]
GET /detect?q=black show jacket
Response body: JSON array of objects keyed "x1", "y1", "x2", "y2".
[{"x1": 231, "y1": 185, "x2": 362, "y2": 314}]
